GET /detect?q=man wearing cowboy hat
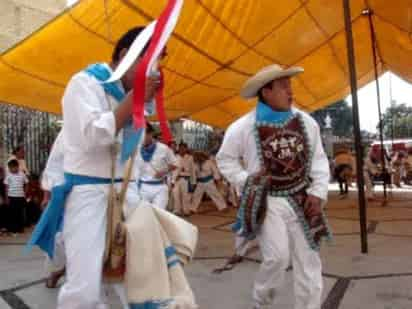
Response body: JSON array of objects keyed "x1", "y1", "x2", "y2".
[{"x1": 216, "y1": 64, "x2": 331, "y2": 309}]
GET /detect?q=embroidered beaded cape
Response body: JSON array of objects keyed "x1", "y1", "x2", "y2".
[{"x1": 237, "y1": 113, "x2": 332, "y2": 250}]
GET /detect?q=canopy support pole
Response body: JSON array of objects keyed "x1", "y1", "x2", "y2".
[
  {"x1": 343, "y1": 0, "x2": 368, "y2": 254},
  {"x1": 364, "y1": 8, "x2": 388, "y2": 200},
  {"x1": 389, "y1": 73, "x2": 395, "y2": 147}
]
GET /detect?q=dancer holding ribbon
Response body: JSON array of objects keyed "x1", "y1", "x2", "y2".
[
  {"x1": 26, "y1": 0, "x2": 198, "y2": 307},
  {"x1": 29, "y1": 26, "x2": 159, "y2": 309}
]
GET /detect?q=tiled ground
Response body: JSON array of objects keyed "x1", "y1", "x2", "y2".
[{"x1": 1, "y1": 185, "x2": 412, "y2": 308}]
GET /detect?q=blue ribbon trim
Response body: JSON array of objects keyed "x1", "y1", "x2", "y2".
[
  {"x1": 165, "y1": 246, "x2": 181, "y2": 269},
  {"x1": 167, "y1": 259, "x2": 181, "y2": 268},
  {"x1": 164, "y1": 246, "x2": 177, "y2": 259}
]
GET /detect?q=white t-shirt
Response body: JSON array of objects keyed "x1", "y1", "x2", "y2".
[{"x1": 4, "y1": 172, "x2": 28, "y2": 197}]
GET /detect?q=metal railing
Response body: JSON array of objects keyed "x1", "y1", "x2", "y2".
[
  {"x1": 0, "y1": 104, "x2": 60, "y2": 175},
  {"x1": 182, "y1": 120, "x2": 214, "y2": 151}
]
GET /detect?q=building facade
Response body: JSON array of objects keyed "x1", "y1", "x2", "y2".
[
  {"x1": 0, "y1": 0, "x2": 65, "y2": 173},
  {"x1": 0, "y1": 0, "x2": 65, "y2": 52}
]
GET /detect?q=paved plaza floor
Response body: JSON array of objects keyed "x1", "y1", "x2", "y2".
[{"x1": 1, "y1": 185, "x2": 412, "y2": 309}]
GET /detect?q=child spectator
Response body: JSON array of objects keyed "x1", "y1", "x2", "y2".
[{"x1": 4, "y1": 159, "x2": 28, "y2": 235}]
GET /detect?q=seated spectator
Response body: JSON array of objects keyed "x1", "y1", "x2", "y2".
[{"x1": 7, "y1": 146, "x2": 29, "y2": 175}]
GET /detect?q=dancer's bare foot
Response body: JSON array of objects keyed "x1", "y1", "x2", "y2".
[{"x1": 45, "y1": 268, "x2": 65, "y2": 289}]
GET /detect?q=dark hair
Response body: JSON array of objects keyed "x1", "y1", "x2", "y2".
[
  {"x1": 12, "y1": 146, "x2": 23, "y2": 155},
  {"x1": 257, "y1": 80, "x2": 274, "y2": 103},
  {"x1": 112, "y1": 26, "x2": 148, "y2": 63},
  {"x1": 146, "y1": 122, "x2": 155, "y2": 134},
  {"x1": 30, "y1": 174, "x2": 40, "y2": 181},
  {"x1": 8, "y1": 159, "x2": 19, "y2": 169}
]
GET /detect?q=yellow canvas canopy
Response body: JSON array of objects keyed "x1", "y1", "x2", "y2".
[{"x1": 0, "y1": 0, "x2": 411, "y2": 128}]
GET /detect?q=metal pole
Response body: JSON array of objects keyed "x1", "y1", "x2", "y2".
[
  {"x1": 389, "y1": 74, "x2": 395, "y2": 146},
  {"x1": 343, "y1": 0, "x2": 368, "y2": 253},
  {"x1": 364, "y1": 9, "x2": 387, "y2": 199}
]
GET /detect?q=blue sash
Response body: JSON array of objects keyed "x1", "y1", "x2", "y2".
[
  {"x1": 27, "y1": 173, "x2": 122, "y2": 258},
  {"x1": 178, "y1": 176, "x2": 195, "y2": 193},
  {"x1": 138, "y1": 179, "x2": 165, "y2": 189},
  {"x1": 197, "y1": 175, "x2": 214, "y2": 183}
]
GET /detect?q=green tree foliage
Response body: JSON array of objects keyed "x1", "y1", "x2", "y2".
[
  {"x1": 311, "y1": 100, "x2": 353, "y2": 137},
  {"x1": 380, "y1": 103, "x2": 412, "y2": 139}
]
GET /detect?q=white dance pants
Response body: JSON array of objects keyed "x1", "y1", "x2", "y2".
[
  {"x1": 139, "y1": 183, "x2": 169, "y2": 210},
  {"x1": 192, "y1": 180, "x2": 227, "y2": 211},
  {"x1": 172, "y1": 178, "x2": 192, "y2": 215},
  {"x1": 253, "y1": 196, "x2": 322, "y2": 309},
  {"x1": 57, "y1": 183, "x2": 138, "y2": 309}
]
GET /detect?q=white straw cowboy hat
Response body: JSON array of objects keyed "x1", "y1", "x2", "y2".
[{"x1": 240, "y1": 64, "x2": 304, "y2": 99}]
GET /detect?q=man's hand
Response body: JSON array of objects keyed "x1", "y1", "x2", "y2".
[
  {"x1": 304, "y1": 195, "x2": 322, "y2": 217},
  {"x1": 114, "y1": 76, "x2": 160, "y2": 133},
  {"x1": 155, "y1": 170, "x2": 167, "y2": 179},
  {"x1": 249, "y1": 168, "x2": 268, "y2": 185},
  {"x1": 41, "y1": 191, "x2": 51, "y2": 209},
  {"x1": 144, "y1": 76, "x2": 161, "y2": 102},
  {"x1": 251, "y1": 168, "x2": 267, "y2": 179}
]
